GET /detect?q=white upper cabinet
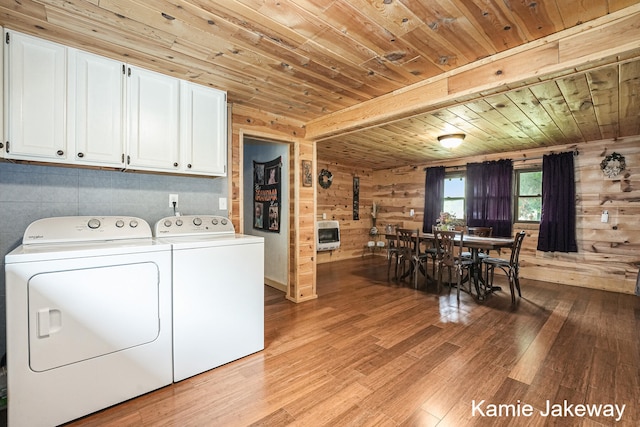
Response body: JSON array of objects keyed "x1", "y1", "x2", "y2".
[
  {"x1": 180, "y1": 81, "x2": 227, "y2": 176},
  {"x1": 4, "y1": 30, "x2": 68, "y2": 162},
  {"x1": 3, "y1": 30, "x2": 227, "y2": 176},
  {"x1": 68, "y1": 49, "x2": 125, "y2": 167},
  {"x1": 126, "y1": 65, "x2": 180, "y2": 173}
]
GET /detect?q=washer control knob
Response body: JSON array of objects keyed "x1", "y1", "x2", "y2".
[
  {"x1": 163, "y1": 220, "x2": 172, "y2": 228},
  {"x1": 176, "y1": 219, "x2": 183, "y2": 226},
  {"x1": 211, "y1": 218, "x2": 218, "y2": 225},
  {"x1": 115, "y1": 220, "x2": 125, "y2": 228},
  {"x1": 221, "y1": 218, "x2": 228, "y2": 225},
  {"x1": 129, "y1": 220, "x2": 139, "y2": 228},
  {"x1": 87, "y1": 218, "x2": 101, "y2": 229},
  {"x1": 193, "y1": 217, "x2": 202, "y2": 226}
]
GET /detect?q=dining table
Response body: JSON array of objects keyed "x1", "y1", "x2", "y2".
[{"x1": 385, "y1": 232, "x2": 515, "y2": 299}]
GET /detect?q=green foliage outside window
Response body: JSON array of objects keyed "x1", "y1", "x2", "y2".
[{"x1": 517, "y1": 170, "x2": 542, "y2": 221}]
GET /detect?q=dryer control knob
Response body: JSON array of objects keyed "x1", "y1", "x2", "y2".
[
  {"x1": 130, "y1": 220, "x2": 139, "y2": 228},
  {"x1": 193, "y1": 217, "x2": 202, "y2": 226},
  {"x1": 87, "y1": 218, "x2": 101, "y2": 229},
  {"x1": 115, "y1": 220, "x2": 125, "y2": 228},
  {"x1": 211, "y1": 218, "x2": 218, "y2": 225},
  {"x1": 176, "y1": 219, "x2": 183, "y2": 226},
  {"x1": 163, "y1": 220, "x2": 172, "y2": 228},
  {"x1": 221, "y1": 218, "x2": 228, "y2": 225}
]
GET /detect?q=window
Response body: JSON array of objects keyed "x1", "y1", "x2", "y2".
[
  {"x1": 443, "y1": 174, "x2": 465, "y2": 220},
  {"x1": 516, "y1": 169, "x2": 542, "y2": 222}
]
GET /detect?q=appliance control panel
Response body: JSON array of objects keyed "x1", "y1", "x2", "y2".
[
  {"x1": 154, "y1": 215, "x2": 235, "y2": 236},
  {"x1": 22, "y1": 216, "x2": 152, "y2": 244}
]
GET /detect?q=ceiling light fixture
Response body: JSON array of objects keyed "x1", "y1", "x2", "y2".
[{"x1": 438, "y1": 133, "x2": 465, "y2": 149}]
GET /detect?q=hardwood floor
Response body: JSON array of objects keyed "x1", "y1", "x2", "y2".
[{"x1": 66, "y1": 257, "x2": 640, "y2": 426}]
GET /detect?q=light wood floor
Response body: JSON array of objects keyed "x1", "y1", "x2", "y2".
[{"x1": 66, "y1": 257, "x2": 640, "y2": 426}]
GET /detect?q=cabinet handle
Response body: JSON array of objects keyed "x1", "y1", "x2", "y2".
[
  {"x1": 56, "y1": 150, "x2": 64, "y2": 156},
  {"x1": 187, "y1": 164, "x2": 192, "y2": 169},
  {"x1": 127, "y1": 155, "x2": 130, "y2": 165},
  {"x1": 77, "y1": 152, "x2": 84, "y2": 158},
  {"x1": 173, "y1": 162, "x2": 179, "y2": 167}
]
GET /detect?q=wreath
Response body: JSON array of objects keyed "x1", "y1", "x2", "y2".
[
  {"x1": 318, "y1": 168, "x2": 333, "y2": 189},
  {"x1": 600, "y1": 152, "x2": 626, "y2": 178}
]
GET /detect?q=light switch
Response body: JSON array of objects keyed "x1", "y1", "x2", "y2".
[
  {"x1": 410, "y1": 209, "x2": 415, "y2": 217},
  {"x1": 601, "y1": 210, "x2": 608, "y2": 223},
  {"x1": 219, "y1": 197, "x2": 227, "y2": 210}
]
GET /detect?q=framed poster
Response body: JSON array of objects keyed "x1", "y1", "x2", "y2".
[
  {"x1": 353, "y1": 176, "x2": 360, "y2": 220},
  {"x1": 253, "y1": 156, "x2": 281, "y2": 233},
  {"x1": 302, "y1": 160, "x2": 312, "y2": 187}
]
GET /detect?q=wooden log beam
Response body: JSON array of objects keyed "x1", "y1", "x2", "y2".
[{"x1": 305, "y1": 5, "x2": 640, "y2": 140}]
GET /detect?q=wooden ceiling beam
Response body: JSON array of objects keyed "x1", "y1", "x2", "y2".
[{"x1": 305, "y1": 4, "x2": 640, "y2": 141}]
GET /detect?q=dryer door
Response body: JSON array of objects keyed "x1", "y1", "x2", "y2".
[{"x1": 28, "y1": 262, "x2": 160, "y2": 372}]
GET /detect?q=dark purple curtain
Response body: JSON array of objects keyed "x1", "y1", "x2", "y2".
[
  {"x1": 537, "y1": 152, "x2": 577, "y2": 252},
  {"x1": 423, "y1": 166, "x2": 445, "y2": 233},
  {"x1": 465, "y1": 159, "x2": 513, "y2": 237}
]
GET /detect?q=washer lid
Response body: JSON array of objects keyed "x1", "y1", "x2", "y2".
[{"x1": 156, "y1": 233, "x2": 264, "y2": 249}]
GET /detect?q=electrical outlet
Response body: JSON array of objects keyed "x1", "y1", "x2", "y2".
[
  {"x1": 601, "y1": 210, "x2": 608, "y2": 223},
  {"x1": 410, "y1": 209, "x2": 415, "y2": 217},
  {"x1": 169, "y1": 194, "x2": 179, "y2": 208}
]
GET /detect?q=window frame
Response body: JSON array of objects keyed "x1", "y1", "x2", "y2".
[
  {"x1": 514, "y1": 168, "x2": 542, "y2": 223},
  {"x1": 443, "y1": 172, "x2": 466, "y2": 221}
]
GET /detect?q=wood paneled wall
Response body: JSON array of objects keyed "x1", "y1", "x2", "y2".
[
  {"x1": 316, "y1": 161, "x2": 377, "y2": 263},
  {"x1": 320, "y1": 137, "x2": 640, "y2": 295},
  {"x1": 230, "y1": 104, "x2": 316, "y2": 302}
]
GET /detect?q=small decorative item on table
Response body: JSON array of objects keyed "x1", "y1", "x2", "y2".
[{"x1": 436, "y1": 211, "x2": 456, "y2": 230}]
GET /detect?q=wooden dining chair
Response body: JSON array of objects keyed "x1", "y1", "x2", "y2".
[
  {"x1": 433, "y1": 229, "x2": 474, "y2": 301},
  {"x1": 465, "y1": 226, "x2": 494, "y2": 260},
  {"x1": 467, "y1": 226, "x2": 493, "y2": 237},
  {"x1": 422, "y1": 233, "x2": 442, "y2": 288},
  {"x1": 386, "y1": 233, "x2": 400, "y2": 281},
  {"x1": 481, "y1": 231, "x2": 526, "y2": 304},
  {"x1": 395, "y1": 228, "x2": 426, "y2": 288}
]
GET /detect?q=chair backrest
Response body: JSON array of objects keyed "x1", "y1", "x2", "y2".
[
  {"x1": 510, "y1": 231, "x2": 527, "y2": 266},
  {"x1": 396, "y1": 228, "x2": 419, "y2": 259},
  {"x1": 433, "y1": 228, "x2": 464, "y2": 267},
  {"x1": 467, "y1": 226, "x2": 493, "y2": 237}
]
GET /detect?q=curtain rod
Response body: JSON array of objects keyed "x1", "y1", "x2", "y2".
[
  {"x1": 513, "y1": 148, "x2": 580, "y2": 163},
  {"x1": 423, "y1": 148, "x2": 579, "y2": 171}
]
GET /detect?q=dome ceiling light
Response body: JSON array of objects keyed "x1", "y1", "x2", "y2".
[{"x1": 438, "y1": 133, "x2": 465, "y2": 149}]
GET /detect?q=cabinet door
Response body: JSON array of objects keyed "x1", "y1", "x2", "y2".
[
  {"x1": 180, "y1": 81, "x2": 227, "y2": 176},
  {"x1": 68, "y1": 49, "x2": 124, "y2": 167},
  {"x1": 4, "y1": 30, "x2": 67, "y2": 161},
  {"x1": 126, "y1": 65, "x2": 180, "y2": 172}
]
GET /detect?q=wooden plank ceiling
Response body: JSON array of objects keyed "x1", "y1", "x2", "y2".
[{"x1": 1, "y1": 0, "x2": 639, "y2": 170}]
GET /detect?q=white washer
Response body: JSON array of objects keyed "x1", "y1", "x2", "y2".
[
  {"x1": 5, "y1": 216, "x2": 173, "y2": 427},
  {"x1": 154, "y1": 215, "x2": 264, "y2": 382}
]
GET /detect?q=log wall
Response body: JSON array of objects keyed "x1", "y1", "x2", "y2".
[{"x1": 320, "y1": 136, "x2": 640, "y2": 295}]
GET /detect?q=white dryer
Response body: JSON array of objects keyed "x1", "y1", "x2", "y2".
[
  {"x1": 154, "y1": 215, "x2": 264, "y2": 382},
  {"x1": 5, "y1": 216, "x2": 173, "y2": 427}
]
